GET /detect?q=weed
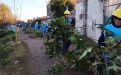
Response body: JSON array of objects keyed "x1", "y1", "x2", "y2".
[
  {"x1": 0, "y1": 30, "x2": 14, "y2": 38},
  {"x1": 35, "y1": 31, "x2": 43, "y2": 37},
  {"x1": 0, "y1": 41, "x2": 32, "y2": 75}
]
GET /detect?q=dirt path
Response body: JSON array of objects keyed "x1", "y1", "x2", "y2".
[
  {"x1": 18, "y1": 30, "x2": 92, "y2": 75},
  {"x1": 19, "y1": 31, "x2": 56, "y2": 75}
]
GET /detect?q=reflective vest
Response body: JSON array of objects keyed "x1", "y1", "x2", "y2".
[
  {"x1": 41, "y1": 24, "x2": 47, "y2": 32},
  {"x1": 104, "y1": 24, "x2": 121, "y2": 41},
  {"x1": 34, "y1": 24, "x2": 38, "y2": 30},
  {"x1": 63, "y1": 18, "x2": 72, "y2": 25}
]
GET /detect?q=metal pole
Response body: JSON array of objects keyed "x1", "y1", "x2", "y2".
[
  {"x1": 104, "y1": 3, "x2": 121, "y2": 7},
  {"x1": 84, "y1": 0, "x2": 88, "y2": 36},
  {"x1": 15, "y1": 26, "x2": 18, "y2": 46},
  {"x1": 103, "y1": 0, "x2": 105, "y2": 25}
]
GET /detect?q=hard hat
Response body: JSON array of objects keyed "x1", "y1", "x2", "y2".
[
  {"x1": 112, "y1": 9, "x2": 121, "y2": 18},
  {"x1": 43, "y1": 21, "x2": 46, "y2": 24},
  {"x1": 36, "y1": 22, "x2": 38, "y2": 24},
  {"x1": 64, "y1": 10, "x2": 70, "y2": 15},
  {"x1": 64, "y1": 6, "x2": 70, "y2": 15}
]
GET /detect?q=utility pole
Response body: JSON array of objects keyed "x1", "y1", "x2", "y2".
[{"x1": 11, "y1": 0, "x2": 23, "y2": 46}]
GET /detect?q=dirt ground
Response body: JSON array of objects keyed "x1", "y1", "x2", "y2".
[{"x1": 18, "y1": 29, "x2": 92, "y2": 75}]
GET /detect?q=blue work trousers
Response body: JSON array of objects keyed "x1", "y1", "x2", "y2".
[
  {"x1": 63, "y1": 40, "x2": 71, "y2": 54},
  {"x1": 42, "y1": 31, "x2": 46, "y2": 37},
  {"x1": 24, "y1": 27, "x2": 26, "y2": 30}
]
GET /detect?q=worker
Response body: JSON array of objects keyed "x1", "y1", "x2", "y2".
[
  {"x1": 34, "y1": 22, "x2": 39, "y2": 31},
  {"x1": 41, "y1": 21, "x2": 47, "y2": 37},
  {"x1": 24, "y1": 23, "x2": 27, "y2": 31},
  {"x1": 98, "y1": 8, "x2": 121, "y2": 56},
  {"x1": 62, "y1": 7, "x2": 73, "y2": 54}
]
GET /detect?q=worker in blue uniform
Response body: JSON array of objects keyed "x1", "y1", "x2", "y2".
[
  {"x1": 24, "y1": 23, "x2": 27, "y2": 31},
  {"x1": 41, "y1": 21, "x2": 47, "y2": 37},
  {"x1": 62, "y1": 7, "x2": 73, "y2": 54},
  {"x1": 34, "y1": 22, "x2": 39, "y2": 31},
  {"x1": 98, "y1": 9, "x2": 121, "y2": 57},
  {"x1": 98, "y1": 9, "x2": 121, "y2": 48}
]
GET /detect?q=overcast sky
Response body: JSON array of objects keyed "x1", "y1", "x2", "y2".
[{"x1": 0, "y1": 0, "x2": 50, "y2": 22}]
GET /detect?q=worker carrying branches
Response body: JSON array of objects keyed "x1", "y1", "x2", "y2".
[
  {"x1": 98, "y1": 9, "x2": 121, "y2": 48},
  {"x1": 62, "y1": 7, "x2": 73, "y2": 54}
]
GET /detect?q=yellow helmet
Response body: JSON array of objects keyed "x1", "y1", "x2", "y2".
[
  {"x1": 36, "y1": 22, "x2": 38, "y2": 24},
  {"x1": 43, "y1": 21, "x2": 46, "y2": 24},
  {"x1": 64, "y1": 10, "x2": 70, "y2": 15},
  {"x1": 112, "y1": 9, "x2": 121, "y2": 18}
]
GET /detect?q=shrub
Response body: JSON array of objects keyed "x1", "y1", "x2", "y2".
[
  {"x1": 0, "y1": 20, "x2": 9, "y2": 29},
  {"x1": 0, "y1": 34, "x2": 15, "y2": 44},
  {"x1": 35, "y1": 31, "x2": 43, "y2": 37},
  {"x1": 0, "y1": 44, "x2": 14, "y2": 67},
  {"x1": 0, "y1": 30, "x2": 14, "y2": 38}
]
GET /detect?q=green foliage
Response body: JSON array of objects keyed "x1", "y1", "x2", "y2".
[
  {"x1": 44, "y1": 49, "x2": 53, "y2": 58},
  {"x1": 0, "y1": 30, "x2": 15, "y2": 45},
  {"x1": 79, "y1": 47, "x2": 93, "y2": 60},
  {"x1": 35, "y1": 31, "x2": 43, "y2": 37},
  {"x1": 95, "y1": 24, "x2": 121, "y2": 74},
  {"x1": 92, "y1": 62, "x2": 104, "y2": 67},
  {"x1": 0, "y1": 30, "x2": 16, "y2": 68},
  {"x1": 0, "y1": 33, "x2": 15, "y2": 44},
  {"x1": 50, "y1": 0, "x2": 75, "y2": 18},
  {"x1": 116, "y1": 56, "x2": 121, "y2": 61},
  {"x1": 107, "y1": 65, "x2": 121, "y2": 72},
  {"x1": 109, "y1": 50, "x2": 117, "y2": 58},
  {"x1": 44, "y1": 17, "x2": 121, "y2": 75},
  {"x1": 48, "y1": 62, "x2": 65, "y2": 74},
  {"x1": 0, "y1": 30, "x2": 14, "y2": 37},
  {"x1": 25, "y1": 30, "x2": 34, "y2": 34},
  {"x1": 0, "y1": 44, "x2": 14, "y2": 68},
  {"x1": 44, "y1": 17, "x2": 96, "y2": 73}
]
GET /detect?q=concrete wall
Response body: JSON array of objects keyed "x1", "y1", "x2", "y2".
[
  {"x1": 75, "y1": 1, "x2": 87, "y2": 35},
  {"x1": 105, "y1": 0, "x2": 121, "y2": 17},
  {"x1": 75, "y1": 2, "x2": 84, "y2": 35},
  {"x1": 47, "y1": 5, "x2": 53, "y2": 17},
  {"x1": 76, "y1": 0, "x2": 104, "y2": 42},
  {"x1": 76, "y1": 0, "x2": 121, "y2": 42},
  {"x1": 86, "y1": 0, "x2": 103, "y2": 42}
]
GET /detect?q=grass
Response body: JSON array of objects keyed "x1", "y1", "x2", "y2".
[
  {"x1": 0, "y1": 34, "x2": 15, "y2": 44},
  {"x1": 24, "y1": 29, "x2": 43, "y2": 37},
  {"x1": 0, "y1": 41, "x2": 32, "y2": 75},
  {"x1": 0, "y1": 30, "x2": 15, "y2": 45},
  {"x1": 0, "y1": 44, "x2": 14, "y2": 68},
  {"x1": 0, "y1": 30, "x2": 32, "y2": 75},
  {"x1": 0, "y1": 30, "x2": 14, "y2": 37},
  {"x1": 24, "y1": 30, "x2": 34, "y2": 34}
]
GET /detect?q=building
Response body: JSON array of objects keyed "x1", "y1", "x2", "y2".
[
  {"x1": 45, "y1": 0, "x2": 54, "y2": 25},
  {"x1": 75, "y1": 0, "x2": 121, "y2": 42}
]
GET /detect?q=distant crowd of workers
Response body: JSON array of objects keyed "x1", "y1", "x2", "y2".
[
  {"x1": 33, "y1": 21, "x2": 48, "y2": 37},
  {"x1": 14, "y1": 20, "x2": 48, "y2": 38}
]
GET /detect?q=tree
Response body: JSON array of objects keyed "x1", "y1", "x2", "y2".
[
  {"x1": 0, "y1": 3, "x2": 15, "y2": 24},
  {"x1": 50, "y1": 0, "x2": 75, "y2": 18}
]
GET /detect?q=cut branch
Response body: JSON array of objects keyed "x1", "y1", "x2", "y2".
[{"x1": 108, "y1": 40, "x2": 121, "y2": 53}]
